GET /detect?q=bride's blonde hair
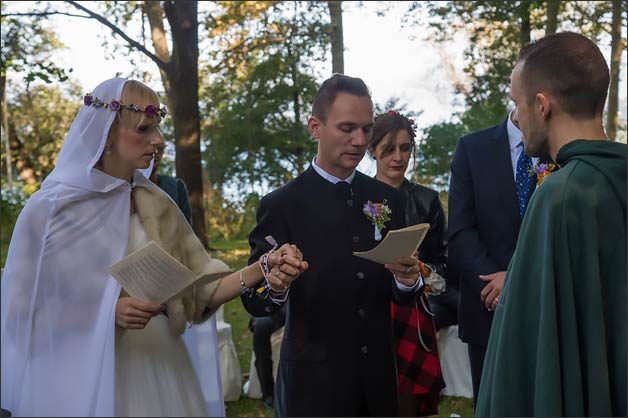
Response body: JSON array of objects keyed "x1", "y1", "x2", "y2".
[{"x1": 107, "y1": 80, "x2": 162, "y2": 140}]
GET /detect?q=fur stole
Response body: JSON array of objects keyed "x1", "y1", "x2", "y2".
[{"x1": 132, "y1": 185, "x2": 230, "y2": 335}]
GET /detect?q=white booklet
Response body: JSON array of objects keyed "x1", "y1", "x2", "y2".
[
  {"x1": 109, "y1": 241, "x2": 231, "y2": 303},
  {"x1": 353, "y1": 223, "x2": 430, "y2": 265}
]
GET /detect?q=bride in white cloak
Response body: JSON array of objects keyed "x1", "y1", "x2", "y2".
[{"x1": 0, "y1": 77, "x2": 308, "y2": 417}]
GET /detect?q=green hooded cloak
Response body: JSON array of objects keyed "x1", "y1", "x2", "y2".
[{"x1": 476, "y1": 139, "x2": 627, "y2": 416}]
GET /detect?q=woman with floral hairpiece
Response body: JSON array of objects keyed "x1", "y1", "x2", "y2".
[
  {"x1": 367, "y1": 110, "x2": 447, "y2": 416},
  {"x1": 0, "y1": 78, "x2": 308, "y2": 417}
]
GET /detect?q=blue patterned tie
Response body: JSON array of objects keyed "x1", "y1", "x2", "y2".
[{"x1": 515, "y1": 143, "x2": 533, "y2": 218}]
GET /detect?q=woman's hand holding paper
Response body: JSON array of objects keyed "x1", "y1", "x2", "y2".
[{"x1": 115, "y1": 296, "x2": 165, "y2": 329}]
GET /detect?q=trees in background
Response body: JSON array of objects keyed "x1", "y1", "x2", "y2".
[
  {"x1": 1, "y1": 3, "x2": 73, "y2": 191},
  {"x1": 202, "y1": 1, "x2": 328, "y2": 194},
  {"x1": 404, "y1": 0, "x2": 627, "y2": 193},
  {"x1": 1, "y1": 1, "x2": 625, "y2": 239}
]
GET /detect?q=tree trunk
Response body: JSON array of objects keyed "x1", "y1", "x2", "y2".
[
  {"x1": 67, "y1": 0, "x2": 208, "y2": 247},
  {"x1": 163, "y1": 0, "x2": 208, "y2": 248},
  {"x1": 519, "y1": 0, "x2": 532, "y2": 45},
  {"x1": 288, "y1": 4, "x2": 305, "y2": 175},
  {"x1": 8, "y1": 124, "x2": 37, "y2": 186},
  {"x1": 327, "y1": 1, "x2": 344, "y2": 74},
  {"x1": 546, "y1": 0, "x2": 560, "y2": 35},
  {"x1": 606, "y1": 0, "x2": 623, "y2": 141},
  {"x1": 143, "y1": 1, "x2": 172, "y2": 98},
  {"x1": 1, "y1": 74, "x2": 14, "y2": 187}
]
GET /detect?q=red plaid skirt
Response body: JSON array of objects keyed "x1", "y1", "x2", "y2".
[{"x1": 391, "y1": 297, "x2": 445, "y2": 398}]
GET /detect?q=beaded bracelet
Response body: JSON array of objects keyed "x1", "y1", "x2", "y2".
[
  {"x1": 240, "y1": 267, "x2": 270, "y2": 299},
  {"x1": 259, "y1": 244, "x2": 289, "y2": 295},
  {"x1": 239, "y1": 268, "x2": 254, "y2": 297}
]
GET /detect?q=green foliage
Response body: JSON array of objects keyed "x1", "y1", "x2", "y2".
[
  {"x1": 3, "y1": 83, "x2": 81, "y2": 195},
  {"x1": 0, "y1": 186, "x2": 26, "y2": 266},
  {"x1": 201, "y1": 1, "x2": 329, "y2": 194},
  {"x1": 205, "y1": 189, "x2": 260, "y2": 242},
  {"x1": 0, "y1": 3, "x2": 72, "y2": 83},
  {"x1": 414, "y1": 120, "x2": 467, "y2": 192}
]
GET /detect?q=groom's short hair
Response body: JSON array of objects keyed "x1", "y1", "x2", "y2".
[
  {"x1": 517, "y1": 31, "x2": 609, "y2": 119},
  {"x1": 312, "y1": 74, "x2": 371, "y2": 122}
]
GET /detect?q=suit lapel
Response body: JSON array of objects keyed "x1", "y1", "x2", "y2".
[{"x1": 490, "y1": 119, "x2": 521, "y2": 229}]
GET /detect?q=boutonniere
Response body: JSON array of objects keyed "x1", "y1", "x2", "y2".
[
  {"x1": 528, "y1": 161, "x2": 557, "y2": 186},
  {"x1": 363, "y1": 199, "x2": 391, "y2": 241}
]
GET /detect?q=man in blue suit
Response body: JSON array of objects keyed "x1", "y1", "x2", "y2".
[{"x1": 447, "y1": 110, "x2": 538, "y2": 404}]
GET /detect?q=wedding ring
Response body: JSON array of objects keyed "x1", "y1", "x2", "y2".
[{"x1": 406, "y1": 266, "x2": 413, "y2": 273}]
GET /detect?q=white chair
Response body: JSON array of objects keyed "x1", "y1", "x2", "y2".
[
  {"x1": 182, "y1": 315, "x2": 226, "y2": 416},
  {"x1": 243, "y1": 326, "x2": 284, "y2": 399},
  {"x1": 216, "y1": 305, "x2": 243, "y2": 402},
  {"x1": 437, "y1": 325, "x2": 474, "y2": 399}
]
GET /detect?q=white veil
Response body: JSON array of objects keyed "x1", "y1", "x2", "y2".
[{"x1": 0, "y1": 77, "x2": 161, "y2": 416}]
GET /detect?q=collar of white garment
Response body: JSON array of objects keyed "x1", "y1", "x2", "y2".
[
  {"x1": 507, "y1": 109, "x2": 524, "y2": 150},
  {"x1": 311, "y1": 157, "x2": 355, "y2": 184}
]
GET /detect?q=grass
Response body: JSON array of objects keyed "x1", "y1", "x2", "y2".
[{"x1": 213, "y1": 239, "x2": 474, "y2": 417}]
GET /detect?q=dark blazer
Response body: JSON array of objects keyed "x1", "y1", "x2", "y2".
[
  {"x1": 242, "y1": 167, "x2": 418, "y2": 417},
  {"x1": 447, "y1": 118, "x2": 535, "y2": 346}
]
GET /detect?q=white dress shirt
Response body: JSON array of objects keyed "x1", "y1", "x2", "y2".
[{"x1": 507, "y1": 110, "x2": 539, "y2": 179}]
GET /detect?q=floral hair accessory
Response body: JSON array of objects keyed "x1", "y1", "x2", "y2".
[
  {"x1": 528, "y1": 161, "x2": 557, "y2": 186},
  {"x1": 363, "y1": 199, "x2": 391, "y2": 241},
  {"x1": 83, "y1": 93, "x2": 168, "y2": 118},
  {"x1": 385, "y1": 109, "x2": 416, "y2": 131}
]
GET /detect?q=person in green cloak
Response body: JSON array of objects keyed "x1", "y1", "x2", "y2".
[{"x1": 476, "y1": 31, "x2": 627, "y2": 417}]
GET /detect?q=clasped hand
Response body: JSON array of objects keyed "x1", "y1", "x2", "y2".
[
  {"x1": 480, "y1": 271, "x2": 505, "y2": 310},
  {"x1": 265, "y1": 243, "x2": 309, "y2": 291}
]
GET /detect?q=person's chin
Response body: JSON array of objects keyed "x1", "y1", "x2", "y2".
[
  {"x1": 137, "y1": 157, "x2": 153, "y2": 168},
  {"x1": 342, "y1": 152, "x2": 364, "y2": 166},
  {"x1": 388, "y1": 167, "x2": 405, "y2": 176}
]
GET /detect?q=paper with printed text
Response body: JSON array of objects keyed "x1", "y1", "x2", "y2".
[
  {"x1": 353, "y1": 223, "x2": 430, "y2": 265},
  {"x1": 109, "y1": 241, "x2": 230, "y2": 303}
]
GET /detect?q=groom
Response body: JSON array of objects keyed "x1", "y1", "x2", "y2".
[{"x1": 242, "y1": 74, "x2": 424, "y2": 417}]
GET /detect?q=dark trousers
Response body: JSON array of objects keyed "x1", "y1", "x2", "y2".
[
  {"x1": 467, "y1": 343, "x2": 487, "y2": 407},
  {"x1": 250, "y1": 316, "x2": 284, "y2": 400}
]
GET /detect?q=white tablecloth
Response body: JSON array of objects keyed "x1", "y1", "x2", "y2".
[{"x1": 437, "y1": 325, "x2": 473, "y2": 399}]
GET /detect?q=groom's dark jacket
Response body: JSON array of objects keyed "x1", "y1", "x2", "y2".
[{"x1": 242, "y1": 167, "x2": 419, "y2": 417}]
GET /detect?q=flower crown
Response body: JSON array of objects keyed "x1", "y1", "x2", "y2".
[
  {"x1": 83, "y1": 93, "x2": 168, "y2": 118},
  {"x1": 385, "y1": 109, "x2": 416, "y2": 131}
]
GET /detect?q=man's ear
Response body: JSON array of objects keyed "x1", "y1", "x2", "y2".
[
  {"x1": 536, "y1": 92, "x2": 552, "y2": 120},
  {"x1": 307, "y1": 116, "x2": 321, "y2": 140}
]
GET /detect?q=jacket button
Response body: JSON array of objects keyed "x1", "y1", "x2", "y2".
[
  {"x1": 347, "y1": 199, "x2": 353, "y2": 207},
  {"x1": 352, "y1": 236, "x2": 359, "y2": 243},
  {"x1": 361, "y1": 345, "x2": 368, "y2": 354},
  {"x1": 358, "y1": 308, "x2": 366, "y2": 318},
  {"x1": 356, "y1": 272, "x2": 365, "y2": 279}
]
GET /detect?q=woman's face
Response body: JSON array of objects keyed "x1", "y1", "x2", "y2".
[
  {"x1": 371, "y1": 129, "x2": 413, "y2": 186},
  {"x1": 110, "y1": 117, "x2": 164, "y2": 172}
]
